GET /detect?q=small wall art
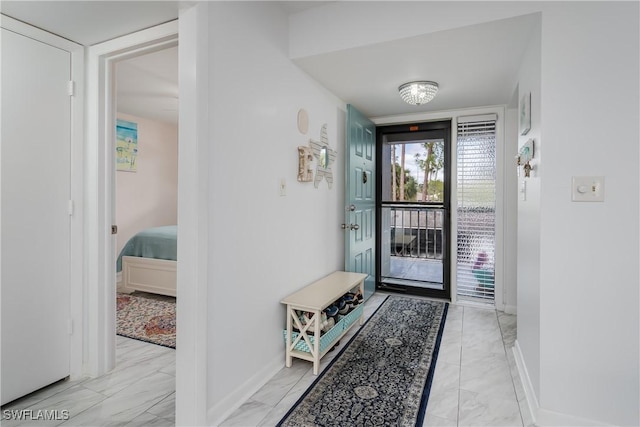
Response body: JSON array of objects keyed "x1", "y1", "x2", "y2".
[
  {"x1": 116, "y1": 119, "x2": 138, "y2": 172},
  {"x1": 520, "y1": 92, "x2": 531, "y2": 135},
  {"x1": 519, "y1": 138, "x2": 534, "y2": 163},
  {"x1": 297, "y1": 109, "x2": 309, "y2": 135},
  {"x1": 297, "y1": 146, "x2": 314, "y2": 182},
  {"x1": 309, "y1": 124, "x2": 337, "y2": 189}
]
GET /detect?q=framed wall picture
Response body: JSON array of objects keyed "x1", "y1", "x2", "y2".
[
  {"x1": 520, "y1": 92, "x2": 531, "y2": 135},
  {"x1": 116, "y1": 119, "x2": 138, "y2": 172}
]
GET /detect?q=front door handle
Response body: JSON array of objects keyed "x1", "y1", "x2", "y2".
[{"x1": 341, "y1": 223, "x2": 360, "y2": 231}]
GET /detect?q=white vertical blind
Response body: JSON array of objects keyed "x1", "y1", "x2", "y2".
[{"x1": 456, "y1": 116, "x2": 497, "y2": 302}]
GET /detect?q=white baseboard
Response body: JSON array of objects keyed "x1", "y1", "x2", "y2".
[
  {"x1": 504, "y1": 304, "x2": 517, "y2": 315},
  {"x1": 536, "y1": 407, "x2": 610, "y2": 427},
  {"x1": 513, "y1": 340, "x2": 539, "y2": 424},
  {"x1": 207, "y1": 355, "x2": 284, "y2": 426},
  {"x1": 513, "y1": 341, "x2": 609, "y2": 427}
]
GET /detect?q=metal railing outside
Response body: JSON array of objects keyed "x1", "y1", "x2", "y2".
[{"x1": 383, "y1": 204, "x2": 445, "y2": 260}]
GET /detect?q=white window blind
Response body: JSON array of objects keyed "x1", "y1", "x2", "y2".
[{"x1": 456, "y1": 115, "x2": 496, "y2": 302}]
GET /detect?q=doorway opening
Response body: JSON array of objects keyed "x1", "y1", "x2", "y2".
[
  {"x1": 376, "y1": 120, "x2": 451, "y2": 300},
  {"x1": 113, "y1": 45, "x2": 178, "y2": 354}
]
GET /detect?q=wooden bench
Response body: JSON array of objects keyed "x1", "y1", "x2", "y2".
[{"x1": 281, "y1": 271, "x2": 367, "y2": 374}]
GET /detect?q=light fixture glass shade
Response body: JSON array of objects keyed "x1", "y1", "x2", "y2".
[{"x1": 398, "y1": 81, "x2": 439, "y2": 105}]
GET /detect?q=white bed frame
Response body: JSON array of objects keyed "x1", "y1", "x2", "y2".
[{"x1": 118, "y1": 255, "x2": 176, "y2": 297}]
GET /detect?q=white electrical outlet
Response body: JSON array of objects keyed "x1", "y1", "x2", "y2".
[{"x1": 572, "y1": 176, "x2": 604, "y2": 202}]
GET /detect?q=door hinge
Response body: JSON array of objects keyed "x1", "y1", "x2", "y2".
[
  {"x1": 67, "y1": 81, "x2": 75, "y2": 97},
  {"x1": 68, "y1": 200, "x2": 74, "y2": 216},
  {"x1": 67, "y1": 319, "x2": 74, "y2": 335},
  {"x1": 111, "y1": 225, "x2": 118, "y2": 235}
]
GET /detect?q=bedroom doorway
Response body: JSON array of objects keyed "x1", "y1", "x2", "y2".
[
  {"x1": 88, "y1": 11, "x2": 208, "y2": 424},
  {"x1": 113, "y1": 45, "x2": 179, "y2": 352}
]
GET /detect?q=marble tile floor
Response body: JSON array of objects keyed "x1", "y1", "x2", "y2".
[
  {"x1": 1, "y1": 336, "x2": 175, "y2": 427},
  {"x1": 1, "y1": 295, "x2": 528, "y2": 427},
  {"x1": 222, "y1": 293, "x2": 532, "y2": 427}
]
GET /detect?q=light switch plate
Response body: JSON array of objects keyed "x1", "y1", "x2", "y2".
[
  {"x1": 572, "y1": 176, "x2": 604, "y2": 202},
  {"x1": 279, "y1": 178, "x2": 287, "y2": 196}
]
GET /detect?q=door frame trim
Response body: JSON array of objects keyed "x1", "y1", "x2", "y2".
[
  {"x1": 85, "y1": 17, "x2": 178, "y2": 378},
  {"x1": 375, "y1": 120, "x2": 452, "y2": 300}
]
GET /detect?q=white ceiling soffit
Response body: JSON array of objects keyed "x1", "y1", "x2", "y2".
[
  {"x1": 279, "y1": 1, "x2": 335, "y2": 14},
  {"x1": 0, "y1": 1, "x2": 180, "y2": 46},
  {"x1": 117, "y1": 46, "x2": 179, "y2": 126},
  {"x1": 293, "y1": 13, "x2": 539, "y2": 118}
]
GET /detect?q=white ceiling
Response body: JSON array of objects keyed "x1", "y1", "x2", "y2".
[
  {"x1": 117, "y1": 47, "x2": 179, "y2": 125},
  {"x1": 1, "y1": 2, "x2": 538, "y2": 123},
  {"x1": 293, "y1": 13, "x2": 539, "y2": 118},
  {"x1": 1, "y1": 1, "x2": 180, "y2": 45}
]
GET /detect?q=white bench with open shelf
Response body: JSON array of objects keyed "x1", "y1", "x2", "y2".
[{"x1": 280, "y1": 271, "x2": 367, "y2": 375}]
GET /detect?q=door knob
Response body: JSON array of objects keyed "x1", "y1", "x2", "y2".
[
  {"x1": 341, "y1": 223, "x2": 360, "y2": 231},
  {"x1": 347, "y1": 204, "x2": 356, "y2": 211}
]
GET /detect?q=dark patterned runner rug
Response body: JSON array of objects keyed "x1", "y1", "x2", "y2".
[
  {"x1": 116, "y1": 292, "x2": 176, "y2": 349},
  {"x1": 278, "y1": 295, "x2": 448, "y2": 427}
]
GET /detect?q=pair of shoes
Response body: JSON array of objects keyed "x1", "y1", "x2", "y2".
[
  {"x1": 293, "y1": 311, "x2": 335, "y2": 335},
  {"x1": 324, "y1": 305, "x2": 339, "y2": 318},
  {"x1": 352, "y1": 291, "x2": 363, "y2": 304},
  {"x1": 293, "y1": 311, "x2": 314, "y2": 334},
  {"x1": 322, "y1": 316, "x2": 335, "y2": 334},
  {"x1": 341, "y1": 293, "x2": 360, "y2": 313},
  {"x1": 319, "y1": 312, "x2": 335, "y2": 334}
]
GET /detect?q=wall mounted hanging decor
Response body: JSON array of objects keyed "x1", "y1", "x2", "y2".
[
  {"x1": 297, "y1": 109, "x2": 309, "y2": 135},
  {"x1": 516, "y1": 139, "x2": 535, "y2": 178},
  {"x1": 116, "y1": 119, "x2": 138, "y2": 172},
  {"x1": 297, "y1": 146, "x2": 314, "y2": 182},
  {"x1": 309, "y1": 124, "x2": 336, "y2": 189},
  {"x1": 520, "y1": 92, "x2": 531, "y2": 135}
]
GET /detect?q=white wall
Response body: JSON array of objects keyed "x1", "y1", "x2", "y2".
[
  {"x1": 537, "y1": 3, "x2": 638, "y2": 425},
  {"x1": 115, "y1": 113, "x2": 178, "y2": 255},
  {"x1": 504, "y1": 104, "x2": 518, "y2": 315},
  {"x1": 203, "y1": 2, "x2": 346, "y2": 422},
  {"x1": 515, "y1": 15, "x2": 542, "y2": 402}
]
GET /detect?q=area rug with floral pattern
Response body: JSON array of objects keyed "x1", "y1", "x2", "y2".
[
  {"x1": 278, "y1": 295, "x2": 448, "y2": 427},
  {"x1": 116, "y1": 292, "x2": 176, "y2": 349}
]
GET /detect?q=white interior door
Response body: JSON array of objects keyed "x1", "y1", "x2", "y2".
[{"x1": 1, "y1": 28, "x2": 72, "y2": 405}]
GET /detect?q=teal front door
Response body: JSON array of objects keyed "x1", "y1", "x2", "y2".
[{"x1": 345, "y1": 105, "x2": 376, "y2": 300}]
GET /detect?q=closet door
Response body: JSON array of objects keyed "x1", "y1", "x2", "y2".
[{"x1": 1, "y1": 27, "x2": 71, "y2": 405}]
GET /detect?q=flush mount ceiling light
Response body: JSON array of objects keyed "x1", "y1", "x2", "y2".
[{"x1": 398, "y1": 81, "x2": 439, "y2": 105}]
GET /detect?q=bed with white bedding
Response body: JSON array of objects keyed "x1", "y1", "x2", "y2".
[{"x1": 117, "y1": 225, "x2": 177, "y2": 296}]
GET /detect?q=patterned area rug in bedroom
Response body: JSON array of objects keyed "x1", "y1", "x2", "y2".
[
  {"x1": 116, "y1": 292, "x2": 176, "y2": 349},
  {"x1": 278, "y1": 295, "x2": 448, "y2": 427}
]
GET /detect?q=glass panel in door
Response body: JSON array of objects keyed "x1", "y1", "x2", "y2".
[{"x1": 377, "y1": 121, "x2": 451, "y2": 299}]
